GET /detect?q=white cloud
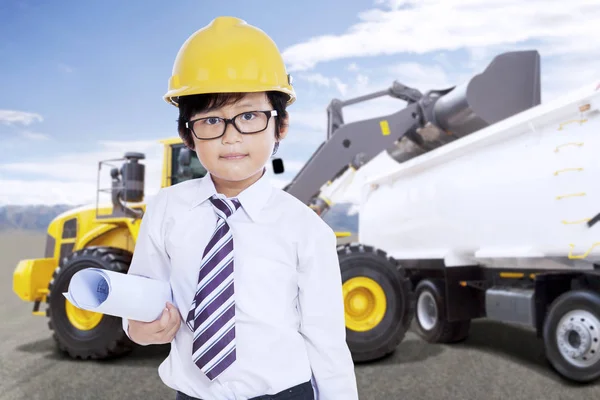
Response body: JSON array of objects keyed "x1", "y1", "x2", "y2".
[
  {"x1": 0, "y1": 179, "x2": 99, "y2": 206},
  {"x1": 333, "y1": 78, "x2": 348, "y2": 96},
  {"x1": 20, "y1": 131, "x2": 50, "y2": 141},
  {"x1": 289, "y1": 108, "x2": 329, "y2": 132},
  {"x1": 385, "y1": 62, "x2": 451, "y2": 91},
  {"x1": 540, "y1": 56, "x2": 600, "y2": 102},
  {"x1": 297, "y1": 73, "x2": 349, "y2": 95},
  {"x1": 0, "y1": 110, "x2": 43, "y2": 126},
  {"x1": 298, "y1": 73, "x2": 331, "y2": 87},
  {"x1": 1, "y1": 140, "x2": 162, "y2": 181},
  {"x1": 0, "y1": 140, "x2": 164, "y2": 206},
  {"x1": 282, "y1": 0, "x2": 600, "y2": 72}
]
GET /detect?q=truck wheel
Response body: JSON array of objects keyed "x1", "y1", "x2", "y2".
[
  {"x1": 338, "y1": 243, "x2": 413, "y2": 362},
  {"x1": 414, "y1": 279, "x2": 470, "y2": 343},
  {"x1": 46, "y1": 246, "x2": 134, "y2": 360},
  {"x1": 543, "y1": 289, "x2": 600, "y2": 383}
]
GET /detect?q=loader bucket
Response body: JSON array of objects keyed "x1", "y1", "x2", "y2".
[{"x1": 431, "y1": 50, "x2": 541, "y2": 138}]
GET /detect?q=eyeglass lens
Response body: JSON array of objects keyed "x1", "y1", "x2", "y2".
[{"x1": 192, "y1": 112, "x2": 270, "y2": 139}]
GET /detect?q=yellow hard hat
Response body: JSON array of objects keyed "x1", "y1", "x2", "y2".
[{"x1": 164, "y1": 16, "x2": 296, "y2": 107}]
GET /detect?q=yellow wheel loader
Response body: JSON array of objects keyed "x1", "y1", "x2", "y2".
[{"x1": 12, "y1": 138, "x2": 211, "y2": 359}]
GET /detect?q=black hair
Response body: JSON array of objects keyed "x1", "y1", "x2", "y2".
[{"x1": 176, "y1": 91, "x2": 289, "y2": 150}]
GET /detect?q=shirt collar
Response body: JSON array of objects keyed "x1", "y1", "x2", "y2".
[{"x1": 191, "y1": 168, "x2": 273, "y2": 222}]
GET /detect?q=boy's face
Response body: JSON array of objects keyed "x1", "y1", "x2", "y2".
[{"x1": 189, "y1": 92, "x2": 288, "y2": 183}]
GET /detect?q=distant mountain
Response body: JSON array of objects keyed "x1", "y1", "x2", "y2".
[
  {"x1": 0, "y1": 202, "x2": 358, "y2": 233},
  {"x1": 0, "y1": 205, "x2": 75, "y2": 231}
]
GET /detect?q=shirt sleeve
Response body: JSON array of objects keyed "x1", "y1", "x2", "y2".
[
  {"x1": 296, "y1": 220, "x2": 359, "y2": 400},
  {"x1": 122, "y1": 189, "x2": 172, "y2": 342}
]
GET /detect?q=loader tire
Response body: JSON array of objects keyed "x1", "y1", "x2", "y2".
[
  {"x1": 338, "y1": 243, "x2": 414, "y2": 362},
  {"x1": 46, "y1": 246, "x2": 135, "y2": 360},
  {"x1": 413, "y1": 278, "x2": 470, "y2": 343}
]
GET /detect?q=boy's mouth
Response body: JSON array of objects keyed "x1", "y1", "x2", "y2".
[{"x1": 221, "y1": 152, "x2": 248, "y2": 160}]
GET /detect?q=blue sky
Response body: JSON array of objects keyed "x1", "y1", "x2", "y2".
[{"x1": 1, "y1": 0, "x2": 599, "y2": 205}]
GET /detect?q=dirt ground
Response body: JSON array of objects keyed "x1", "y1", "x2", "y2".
[{"x1": 1, "y1": 230, "x2": 597, "y2": 400}]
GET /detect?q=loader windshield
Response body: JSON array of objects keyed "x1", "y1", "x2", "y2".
[{"x1": 171, "y1": 144, "x2": 207, "y2": 185}]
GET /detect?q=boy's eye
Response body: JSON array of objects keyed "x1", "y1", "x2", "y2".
[
  {"x1": 240, "y1": 112, "x2": 256, "y2": 121},
  {"x1": 204, "y1": 117, "x2": 222, "y2": 125}
]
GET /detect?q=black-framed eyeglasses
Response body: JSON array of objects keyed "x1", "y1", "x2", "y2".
[{"x1": 186, "y1": 110, "x2": 278, "y2": 140}]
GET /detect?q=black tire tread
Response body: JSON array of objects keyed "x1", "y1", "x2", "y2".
[
  {"x1": 46, "y1": 246, "x2": 134, "y2": 360},
  {"x1": 437, "y1": 319, "x2": 457, "y2": 343},
  {"x1": 338, "y1": 242, "x2": 414, "y2": 362},
  {"x1": 414, "y1": 278, "x2": 471, "y2": 344}
]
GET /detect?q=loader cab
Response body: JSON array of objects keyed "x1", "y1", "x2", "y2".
[
  {"x1": 170, "y1": 144, "x2": 208, "y2": 186},
  {"x1": 160, "y1": 139, "x2": 207, "y2": 187}
]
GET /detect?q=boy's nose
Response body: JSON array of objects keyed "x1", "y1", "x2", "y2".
[{"x1": 221, "y1": 121, "x2": 243, "y2": 143}]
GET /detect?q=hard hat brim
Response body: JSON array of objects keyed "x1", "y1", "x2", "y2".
[{"x1": 164, "y1": 84, "x2": 296, "y2": 107}]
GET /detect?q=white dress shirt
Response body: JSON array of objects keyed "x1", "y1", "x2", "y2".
[{"x1": 122, "y1": 169, "x2": 358, "y2": 400}]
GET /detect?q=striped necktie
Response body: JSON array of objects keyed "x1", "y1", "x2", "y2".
[{"x1": 186, "y1": 194, "x2": 241, "y2": 380}]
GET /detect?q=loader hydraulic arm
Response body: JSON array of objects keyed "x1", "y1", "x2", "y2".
[
  {"x1": 283, "y1": 50, "x2": 542, "y2": 216},
  {"x1": 284, "y1": 97, "x2": 421, "y2": 211},
  {"x1": 325, "y1": 81, "x2": 423, "y2": 140}
]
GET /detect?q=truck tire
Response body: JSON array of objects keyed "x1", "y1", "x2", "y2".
[
  {"x1": 543, "y1": 289, "x2": 600, "y2": 383},
  {"x1": 413, "y1": 279, "x2": 470, "y2": 343},
  {"x1": 46, "y1": 246, "x2": 135, "y2": 360},
  {"x1": 338, "y1": 243, "x2": 414, "y2": 362}
]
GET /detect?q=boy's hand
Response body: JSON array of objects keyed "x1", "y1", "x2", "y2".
[{"x1": 127, "y1": 302, "x2": 182, "y2": 345}]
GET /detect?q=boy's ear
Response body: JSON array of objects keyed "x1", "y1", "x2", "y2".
[
  {"x1": 184, "y1": 138, "x2": 195, "y2": 151},
  {"x1": 279, "y1": 114, "x2": 290, "y2": 140}
]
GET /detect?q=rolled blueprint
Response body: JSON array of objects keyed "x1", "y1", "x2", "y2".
[{"x1": 63, "y1": 268, "x2": 172, "y2": 322}]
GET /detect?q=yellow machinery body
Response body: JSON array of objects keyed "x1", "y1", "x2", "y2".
[
  {"x1": 12, "y1": 138, "x2": 183, "y2": 321},
  {"x1": 12, "y1": 204, "x2": 141, "y2": 307}
]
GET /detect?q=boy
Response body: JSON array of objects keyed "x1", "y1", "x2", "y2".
[{"x1": 123, "y1": 16, "x2": 359, "y2": 400}]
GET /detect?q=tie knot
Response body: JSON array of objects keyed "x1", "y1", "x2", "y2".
[{"x1": 209, "y1": 195, "x2": 241, "y2": 220}]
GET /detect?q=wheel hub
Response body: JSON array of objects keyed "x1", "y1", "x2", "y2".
[
  {"x1": 342, "y1": 277, "x2": 387, "y2": 332},
  {"x1": 66, "y1": 299, "x2": 103, "y2": 331},
  {"x1": 556, "y1": 310, "x2": 600, "y2": 368},
  {"x1": 349, "y1": 294, "x2": 369, "y2": 314},
  {"x1": 417, "y1": 291, "x2": 438, "y2": 331}
]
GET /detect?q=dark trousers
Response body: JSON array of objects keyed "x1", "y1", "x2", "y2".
[{"x1": 175, "y1": 381, "x2": 314, "y2": 400}]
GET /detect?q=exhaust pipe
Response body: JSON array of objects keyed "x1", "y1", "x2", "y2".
[{"x1": 110, "y1": 152, "x2": 145, "y2": 219}]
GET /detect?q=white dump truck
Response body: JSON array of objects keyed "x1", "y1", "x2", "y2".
[
  {"x1": 359, "y1": 79, "x2": 600, "y2": 383},
  {"x1": 282, "y1": 50, "x2": 600, "y2": 383}
]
